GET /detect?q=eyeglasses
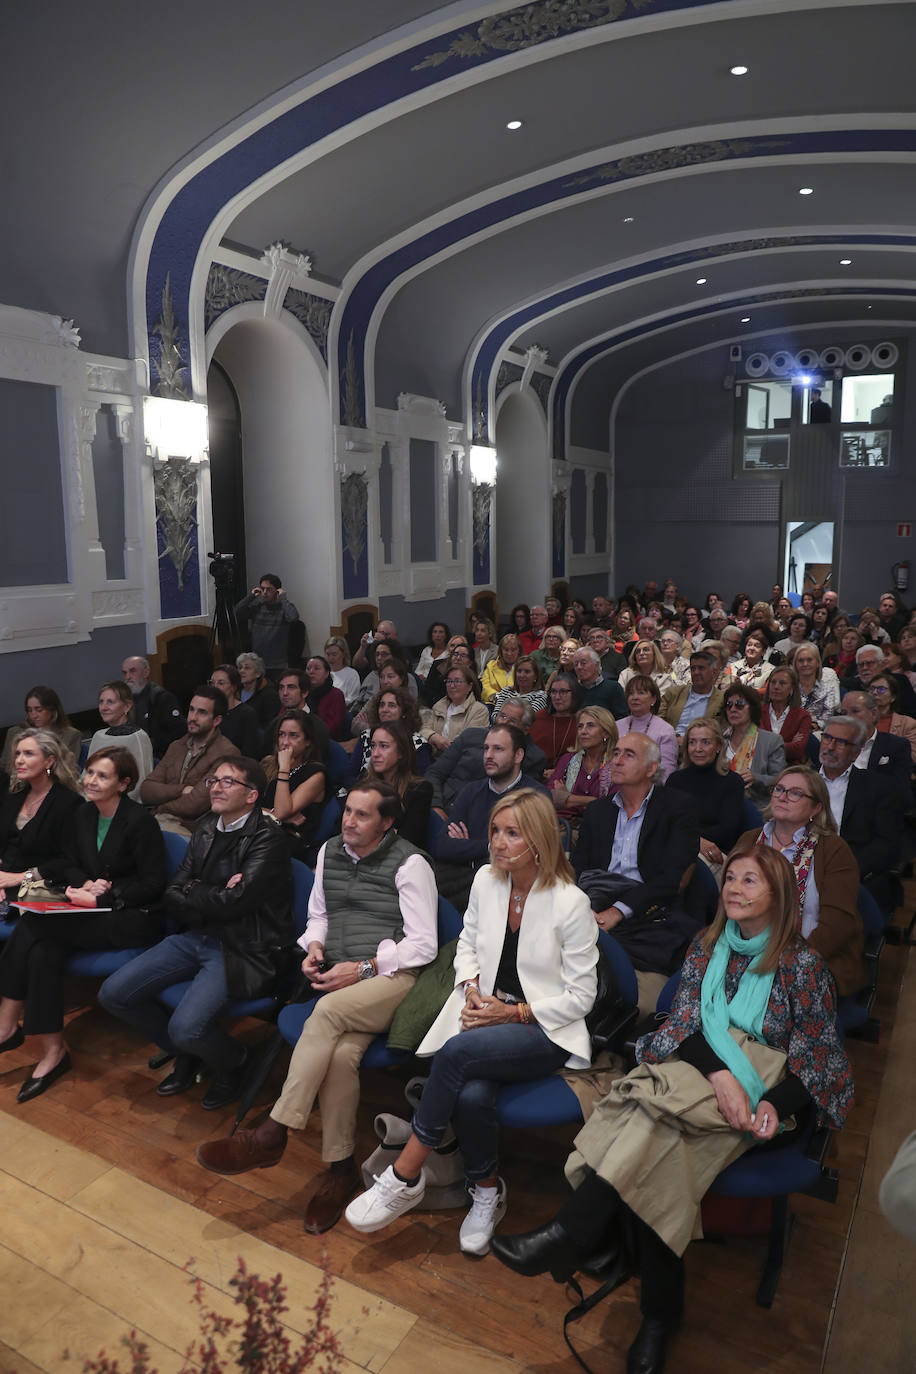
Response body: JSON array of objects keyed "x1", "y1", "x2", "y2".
[
  {"x1": 771, "y1": 784, "x2": 814, "y2": 802},
  {"x1": 870, "y1": 685, "x2": 891, "y2": 696},
  {"x1": 205, "y1": 775, "x2": 247, "y2": 790},
  {"x1": 725, "y1": 700, "x2": 748, "y2": 710},
  {"x1": 551, "y1": 687, "x2": 572, "y2": 695},
  {"x1": 445, "y1": 677, "x2": 467, "y2": 687}
]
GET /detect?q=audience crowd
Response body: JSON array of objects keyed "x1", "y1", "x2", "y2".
[{"x1": 1, "y1": 573, "x2": 912, "y2": 1374}]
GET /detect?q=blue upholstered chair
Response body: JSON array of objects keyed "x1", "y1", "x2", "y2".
[
  {"x1": 495, "y1": 932, "x2": 640, "y2": 1129},
  {"x1": 837, "y1": 885, "x2": 885, "y2": 1042},
  {"x1": 326, "y1": 740, "x2": 351, "y2": 791},
  {"x1": 301, "y1": 796, "x2": 343, "y2": 867},
  {"x1": 742, "y1": 797, "x2": 764, "y2": 830},
  {"x1": 276, "y1": 895, "x2": 463, "y2": 1070}
]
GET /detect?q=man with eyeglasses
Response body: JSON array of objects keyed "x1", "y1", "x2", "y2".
[
  {"x1": 100, "y1": 757, "x2": 293, "y2": 1109},
  {"x1": 426, "y1": 695, "x2": 547, "y2": 816},
  {"x1": 585, "y1": 627, "x2": 627, "y2": 681},
  {"x1": 139, "y1": 685, "x2": 240, "y2": 836},
  {"x1": 842, "y1": 644, "x2": 916, "y2": 718},
  {"x1": 839, "y1": 691, "x2": 912, "y2": 807},
  {"x1": 818, "y1": 715, "x2": 902, "y2": 908}
]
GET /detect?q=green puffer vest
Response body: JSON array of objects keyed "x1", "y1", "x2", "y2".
[{"x1": 321, "y1": 828, "x2": 418, "y2": 964}]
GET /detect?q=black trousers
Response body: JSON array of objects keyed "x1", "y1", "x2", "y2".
[
  {"x1": 0, "y1": 908, "x2": 162, "y2": 1035},
  {"x1": 557, "y1": 1168, "x2": 685, "y2": 1320}
]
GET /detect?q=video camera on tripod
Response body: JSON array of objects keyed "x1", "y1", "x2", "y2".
[{"x1": 208, "y1": 551, "x2": 236, "y2": 592}]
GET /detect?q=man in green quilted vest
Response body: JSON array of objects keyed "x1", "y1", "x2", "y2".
[{"x1": 197, "y1": 779, "x2": 438, "y2": 1233}]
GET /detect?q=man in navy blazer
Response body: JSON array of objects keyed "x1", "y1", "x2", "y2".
[
  {"x1": 841, "y1": 692, "x2": 912, "y2": 807},
  {"x1": 819, "y1": 716, "x2": 903, "y2": 910},
  {"x1": 572, "y1": 734, "x2": 699, "y2": 928}
]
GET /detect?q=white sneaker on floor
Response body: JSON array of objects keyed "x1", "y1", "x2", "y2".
[
  {"x1": 459, "y1": 1178, "x2": 508, "y2": 1255},
  {"x1": 345, "y1": 1164, "x2": 426, "y2": 1233}
]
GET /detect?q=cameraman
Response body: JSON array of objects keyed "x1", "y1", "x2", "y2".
[{"x1": 235, "y1": 573, "x2": 301, "y2": 678}]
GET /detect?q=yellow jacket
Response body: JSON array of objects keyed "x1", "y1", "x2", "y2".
[{"x1": 480, "y1": 659, "x2": 514, "y2": 704}]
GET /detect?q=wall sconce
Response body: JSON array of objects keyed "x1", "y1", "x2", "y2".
[
  {"x1": 469, "y1": 443, "x2": 498, "y2": 485},
  {"x1": 144, "y1": 396, "x2": 209, "y2": 464}
]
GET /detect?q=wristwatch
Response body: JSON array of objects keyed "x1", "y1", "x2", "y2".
[{"x1": 357, "y1": 958, "x2": 375, "y2": 981}]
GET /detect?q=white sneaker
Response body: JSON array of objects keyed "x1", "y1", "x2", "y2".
[
  {"x1": 345, "y1": 1164, "x2": 426, "y2": 1233},
  {"x1": 459, "y1": 1179, "x2": 507, "y2": 1255}
]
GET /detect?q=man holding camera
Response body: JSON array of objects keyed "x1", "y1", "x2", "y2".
[
  {"x1": 235, "y1": 573, "x2": 301, "y2": 674},
  {"x1": 196, "y1": 779, "x2": 438, "y2": 1233}
]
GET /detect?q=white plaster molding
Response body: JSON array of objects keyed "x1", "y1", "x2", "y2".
[
  {"x1": 397, "y1": 392, "x2": 447, "y2": 417},
  {"x1": 0, "y1": 590, "x2": 85, "y2": 651},
  {"x1": 520, "y1": 344, "x2": 549, "y2": 392},
  {"x1": 211, "y1": 245, "x2": 340, "y2": 300},
  {"x1": 52, "y1": 317, "x2": 81, "y2": 348},
  {"x1": 91, "y1": 588, "x2": 145, "y2": 621},
  {"x1": 261, "y1": 241, "x2": 313, "y2": 317}
]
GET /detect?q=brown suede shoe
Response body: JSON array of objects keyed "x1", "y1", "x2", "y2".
[
  {"x1": 304, "y1": 1162, "x2": 359, "y2": 1234},
  {"x1": 196, "y1": 1123, "x2": 287, "y2": 1175}
]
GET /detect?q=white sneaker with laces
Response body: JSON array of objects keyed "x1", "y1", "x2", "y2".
[
  {"x1": 459, "y1": 1178, "x2": 507, "y2": 1255},
  {"x1": 345, "y1": 1164, "x2": 426, "y2": 1233}
]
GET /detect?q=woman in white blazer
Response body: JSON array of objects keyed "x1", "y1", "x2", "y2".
[{"x1": 347, "y1": 788, "x2": 598, "y2": 1254}]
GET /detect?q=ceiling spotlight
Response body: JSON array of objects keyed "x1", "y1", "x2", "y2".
[
  {"x1": 730, "y1": 65, "x2": 748, "y2": 75},
  {"x1": 622, "y1": 216, "x2": 635, "y2": 223},
  {"x1": 839, "y1": 258, "x2": 852, "y2": 266},
  {"x1": 740, "y1": 316, "x2": 751, "y2": 323},
  {"x1": 506, "y1": 119, "x2": 523, "y2": 130},
  {"x1": 798, "y1": 186, "x2": 814, "y2": 196},
  {"x1": 696, "y1": 277, "x2": 707, "y2": 285}
]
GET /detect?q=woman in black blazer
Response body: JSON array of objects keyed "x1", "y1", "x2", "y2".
[
  {"x1": 0, "y1": 728, "x2": 83, "y2": 896},
  {"x1": 0, "y1": 745, "x2": 167, "y2": 1101}
]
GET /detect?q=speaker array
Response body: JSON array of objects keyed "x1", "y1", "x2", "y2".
[{"x1": 742, "y1": 341, "x2": 898, "y2": 377}]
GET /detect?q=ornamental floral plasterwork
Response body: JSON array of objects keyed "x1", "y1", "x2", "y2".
[
  {"x1": 154, "y1": 459, "x2": 197, "y2": 588},
  {"x1": 285, "y1": 289, "x2": 333, "y2": 361},
  {"x1": 413, "y1": 0, "x2": 649, "y2": 69},
  {"x1": 552, "y1": 490, "x2": 567, "y2": 556},
  {"x1": 495, "y1": 362, "x2": 524, "y2": 398},
  {"x1": 52, "y1": 317, "x2": 81, "y2": 347},
  {"x1": 342, "y1": 331, "x2": 365, "y2": 428},
  {"x1": 204, "y1": 265, "x2": 266, "y2": 328},
  {"x1": 341, "y1": 471, "x2": 368, "y2": 572},
  {"x1": 472, "y1": 375, "x2": 487, "y2": 441},
  {"x1": 472, "y1": 483, "x2": 493, "y2": 560},
  {"x1": 531, "y1": 371, "x2": 553, "y2": 412},
  {"x1": 152, "y1": 273, "x2": 190, "y2": 399},
  {"x1": 564, "y1": 138, "x2": 790, "y2": 189}
]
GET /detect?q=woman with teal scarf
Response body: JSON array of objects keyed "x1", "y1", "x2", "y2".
[{"x1": 490, "y1": 845, "x2": 853, "y2": 1374}]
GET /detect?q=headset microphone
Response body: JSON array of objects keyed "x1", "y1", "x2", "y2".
[{"x1": 503, "y1": 847, "x2": 532, "y2": 864}]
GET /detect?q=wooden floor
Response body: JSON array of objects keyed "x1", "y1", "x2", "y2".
[{"x1": 1, "y1": 909, "x2": 915, "y2": 1374}]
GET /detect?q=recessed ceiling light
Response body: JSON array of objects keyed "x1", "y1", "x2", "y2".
[
  {"x1": 730, "y1": 65, "x2": 748, "y2": 76},
  {"x1": 696, "y1": 278, "x2": 707, "y2": 285},
  {"x1": 839, "y1": 258, "x2": 852, "y2": 265},
  {"x1": 799, "y1": 186, "x2": 814, "y2": 196},
  {"x1": 506, "y1": 119, "x2": 523, "y2": 130},
  {"x1": 622, "y1": 216, "x2": 635, "y2": 223},
  {"x1": 867, "y1": 304, "x2": 873, "y2": 310},
  {"x1": 740, "y1": 316, "x2": 751, "y2": 323}
]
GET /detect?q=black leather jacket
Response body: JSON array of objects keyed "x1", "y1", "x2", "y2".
[{"x1": 165, "y1": 808, "x2": 294, "y2": 999}]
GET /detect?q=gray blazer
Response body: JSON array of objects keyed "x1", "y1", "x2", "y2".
[{"x1": 745, "y1": 727, "x2": 787, "y2": 805}]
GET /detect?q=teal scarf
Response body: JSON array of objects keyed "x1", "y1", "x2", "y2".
[{"x1": 700, "y1": 920, "x2": 776, "y2": 1112}]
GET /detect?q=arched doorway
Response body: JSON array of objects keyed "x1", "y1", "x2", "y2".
[
  {"x1": 206, "y1": 311, "x2": 335, "y2": 658},
  {"x1": 494, "y1": 387, "x2": 550, "y2": 612}
]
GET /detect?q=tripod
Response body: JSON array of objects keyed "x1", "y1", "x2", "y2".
[{"x1": 208, "y1": 585, "x2": 240, "y2": 661}]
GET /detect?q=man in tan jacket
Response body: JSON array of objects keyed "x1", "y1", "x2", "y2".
[{"x1": 139, "y1": 684, "x2": 239, "y2": 834}]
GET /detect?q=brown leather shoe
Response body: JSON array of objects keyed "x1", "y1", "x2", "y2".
[
  {"x1": 196, "y1": 1122, "x2": 287, "y2": 1175},
  {"x1": 304, "y1": 1162, "x2": 359, "y2": 1234}
]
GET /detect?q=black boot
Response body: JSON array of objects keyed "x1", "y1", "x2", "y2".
[
  {"x1": 626, "y1": 1315, "x2": 679, "y2": 1374},
  {"x1": 490, "y1": 1220, "x2": 581, "y2": 1281},
  {"x1": 157, "y1": 1052, "x2": 202, "y2": 1096}
]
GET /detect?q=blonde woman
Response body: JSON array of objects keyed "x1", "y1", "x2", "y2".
[
  {"x1": 480, "y1": 634, "x2": 520, "y2": 705},
  {"x1": 618, "y1": 638, "x2": 668, "y2": 691},
  {"x1": 549, "y1": 706, "x2": 619, "y2": 818}
]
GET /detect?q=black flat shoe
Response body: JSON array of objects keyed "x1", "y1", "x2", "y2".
[
  {"x1": 626, "y1": 1315, "x2": 679, "y2": 1374},
  {"x1": 17, "y1": 1051, "x2": 71, "y2": 1102},
  {"x1": 0, "y1": 1027, "x2": 24, "y2": 1053},
  {"x1": 156, "y1": 1053, "x2": 202, "y2": 1096},
  {"x1": 490, "y1": 1220, "x2": 580, "y2": 1282},
  {"x1": 201, "y1": 1047, "x2": 249, "y2": 1111}
]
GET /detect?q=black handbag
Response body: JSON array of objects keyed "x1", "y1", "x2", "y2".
[{"x1": 585, "y1": 945, "x2": 637, "y2": 1053}]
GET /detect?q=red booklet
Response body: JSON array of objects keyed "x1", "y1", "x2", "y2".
[{"x1": 11, "y1": 900, "x2": 112, "y2": 914}]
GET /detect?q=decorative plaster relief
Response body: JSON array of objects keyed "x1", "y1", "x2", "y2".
[
  {"x1": 153, "y1": 459, "x2": 198, "y2": 588},
  {"x1": 86, "y1": 363, "x2": 131, "y2": 392},
  {"x1": 342, "y1": 332, "x2": 364, "y2": 428},
  {"x1": 52, "y1": 317, "x2": 81, "y2": 347},
  {"x1": 531, "y1": 371, "x2": 553, "y2": 413},
  {"x1": 284, "y1": 289, "x2": 332, "y2": 361},
  {"x1": 413, "y1": 1, "x2": 636, "y2": 69},
  {"x1": 341, "y1": 471, "x2": 368, "y2": 573},
  {"x1": 152, "y1": 273, "x2": 190, "y2": 399},
  {"x1": 495, "y1": 362, "x2": 524, "y2": 398},
  {"x1": 472, "y1": 483, "x2": 493, "y2": 560},
  {"x1": 397, "y1": 392, "x2": 447, "y2": 417},
  {"x1": 204, "y1": 264, "x2": 266, "y2": 328},
  {"x1": 92, "y1": 588, "x2": 144, "y2": 620}
]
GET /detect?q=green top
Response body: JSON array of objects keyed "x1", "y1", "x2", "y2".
[{"x1": 97, "y1": 815, "x2": 113, "y2": 851}]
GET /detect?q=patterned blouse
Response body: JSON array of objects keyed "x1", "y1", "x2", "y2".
[{"x1": 637, "y1": 933, "x2": 853, "y2": 1130}]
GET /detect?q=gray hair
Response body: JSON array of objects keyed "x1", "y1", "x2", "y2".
[
  {"x1": 829, "y1": 712, "x2": 868, "y2": 746},
  {"x1": 856, "y1": 644, "x2": 882, "y2": 664},
  {"x1": 659, "y1": 630, "x2": 684, "y2": 649},
  {"x1": 496, "y1": 692, "x2": 535, "y2": 728},
  {"x1": 236, "y1": 651, "x2": 266, "y2": 676},
  {"x1": 576, "y1": 647, "x2": 601, "y2": 665},
  {"x1": 636, "y1": 617, "x2": 656, "y2": 635},
  {"x1": 842, "y1": 691, "x2": 880, "y2": 721}
]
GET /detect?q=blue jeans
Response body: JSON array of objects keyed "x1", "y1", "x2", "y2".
[
  {"x1": 412, "y1": 1022, "x2": 568, "y2": 1181},
  {"x1": 98, "y1": 931, "x2": 243, "y2": 1071}
]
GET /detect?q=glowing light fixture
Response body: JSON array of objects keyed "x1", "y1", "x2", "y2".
[
  {"x1": 469, "y1": 444, "x2": 498, "y2": 485},
  {"x1": 143, "y1": 396, "x2": 209, "y2": 464},
  {"x1": 730, "y1": 65, "x2": 748, "y2": 75},
  {"x1": 696, "y1": 277, "x2": 707, "y2": 285},
  {"x1": 506, "y1": 119, "x2": 523, "y2": 130},
  {"x1": 622, "y1": 216, "x2": 635, "y2": 223},
  {"x1": 799, "y1": 186, "x2": 814, "y2": 196},
  {"x1": 839, "y1": 258, "x2": 852, "y2": 266},
  {"x1": 740, "y1": 316, "x2": 751, "y2": 323}
]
